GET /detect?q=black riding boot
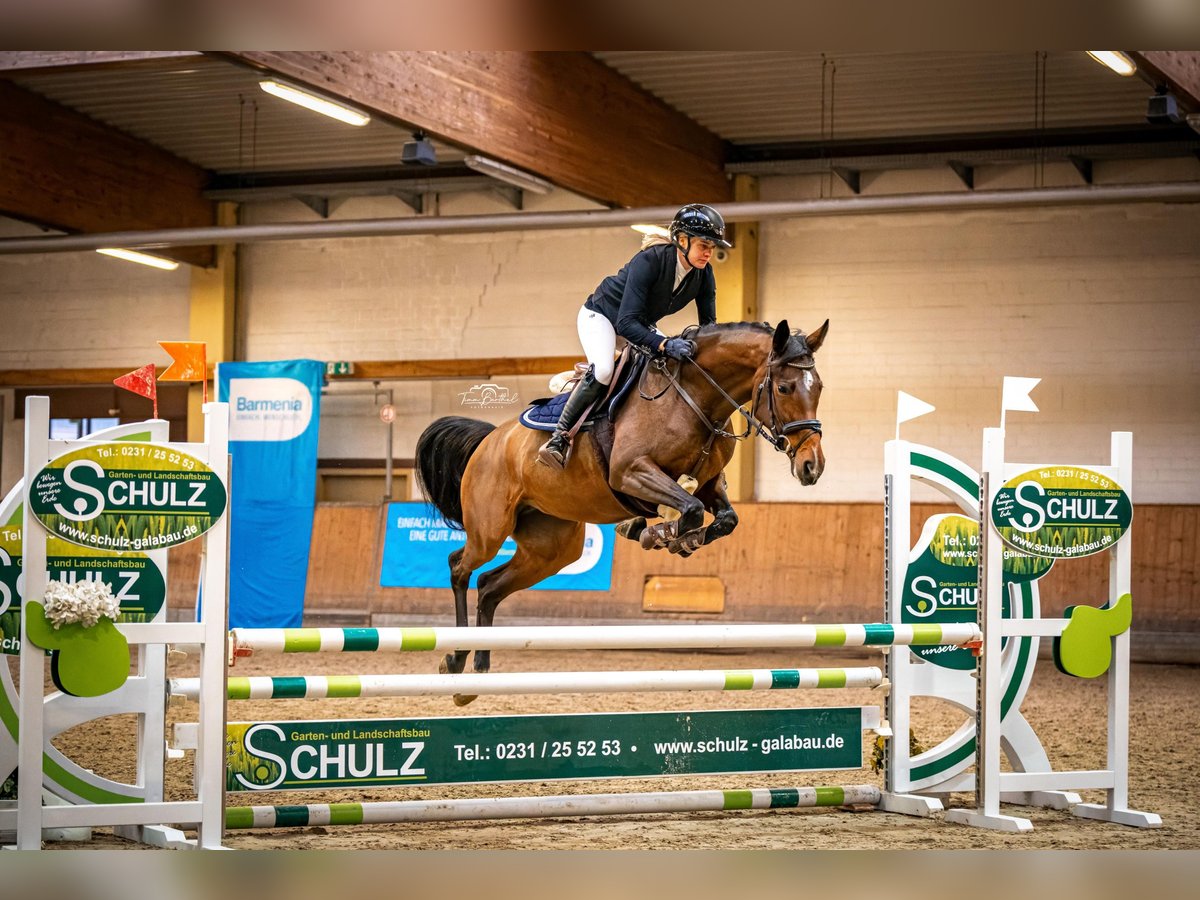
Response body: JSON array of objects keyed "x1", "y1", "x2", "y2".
[{"x1": 538, "y1": 369, "x2": 606, "y2": 469}]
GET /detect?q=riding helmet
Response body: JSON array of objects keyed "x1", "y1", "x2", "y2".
[{"x1": 669, "y1": 204, "x2": 732, "y2": 249}]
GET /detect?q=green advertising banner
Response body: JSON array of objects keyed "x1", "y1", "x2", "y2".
[
  {"x1": 29, "y1": 443, "x2": 226, "y2": 552},
  {"x1": 0, "y1": 525, "x2": 166, "y2": 655},
  {"x1": 225, "y1": 707, "x2": 868, "y2": 792},
  {"x1": 903, "y1": 514, "x2": 1051, "y2": 670},
  {"x1": 990, "y1": 466, "x2": 1132, "y2": 559}
]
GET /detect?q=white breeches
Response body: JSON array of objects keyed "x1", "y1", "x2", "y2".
[{"x1": 577, "y1": 305, "x2": 663, "y2": 385}]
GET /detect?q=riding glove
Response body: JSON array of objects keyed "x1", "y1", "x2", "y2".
[{"x1": 661, "y1": 338, "x2": 697, "y2": 360}]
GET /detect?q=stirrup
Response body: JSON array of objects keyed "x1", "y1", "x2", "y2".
[{"x1": 537, "y1": 434, "x2": 570, "y2": 470}]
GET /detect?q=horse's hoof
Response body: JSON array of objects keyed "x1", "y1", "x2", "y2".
[
  {"x1": 616, "y1": 517, "x2": 646, "y2": 540},
  {"x1": 439, "y1": 654, "x2": 462, "y2": 675},
  {"x1": 453, "y1": 693, "x2": 477, "y2": 707}
]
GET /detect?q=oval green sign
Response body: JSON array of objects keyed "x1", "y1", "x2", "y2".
[
  {"x1": 902, "y1": 514, "x2": 1051, "y2": 670},
  {"x1": 990, "y1": 466, "x2": 1132, "y2": 560},
  {"x1": 29, "y1": 443, "x2": 227, "y2": 551}
]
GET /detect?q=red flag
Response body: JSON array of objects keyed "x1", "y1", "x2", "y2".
[{"x1": 114, "y1": 364, "x2": 158, "y2": 418}]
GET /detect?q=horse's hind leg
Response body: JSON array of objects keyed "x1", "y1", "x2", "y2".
[
  {"x1": 439, "y1": 546, "x2": 472, "y2": 676},
  {"x1": 471, "y1": 512, "x2": 586, "y2": 675}
]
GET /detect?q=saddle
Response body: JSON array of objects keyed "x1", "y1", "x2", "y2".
[{"x1": 517, "y1": 346, "x2": 647, "y2": 433}]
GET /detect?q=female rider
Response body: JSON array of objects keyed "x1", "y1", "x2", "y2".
[{"x1": 538, "y1": 203, "x2": 731, "y2": 469}]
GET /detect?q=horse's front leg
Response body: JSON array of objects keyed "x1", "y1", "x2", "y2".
[
  {"x1": 696, "y1": 474, "x2": 739, "y2": 546},
  {"x1": 610, "y1": 457, "x2": 705, "y2": 547}
]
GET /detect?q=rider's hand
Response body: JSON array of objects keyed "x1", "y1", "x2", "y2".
[{"x1": 660, "y1": 338, "x2": 696, "y2": 360}]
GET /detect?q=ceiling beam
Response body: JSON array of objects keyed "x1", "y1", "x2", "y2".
[
  {"x1": 0, "y1": 81, "x2": 215, "y2": 268},
  {"x1": 0, "y1": 51, "x2": 203, "y2": 75},
  {"x1": 219, "y1": 51, "x2": 731, "y2": 208},
  {"x1": 1131, "y1": 51, "x2": 1200, "y2": 112}
]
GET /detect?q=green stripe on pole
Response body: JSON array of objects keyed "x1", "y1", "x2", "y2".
[
  {"x1": 324, "y1": 676, "x2": 363, "y2": 698},
  {"x1": 341, "y1": 629, "x2": 380, "y2": 652},
  {"x1": 225, "y1": 807, "x2": 256, "y2": 829},
  {"x1": 272, "y1": 805, "x2": 314, "y2": 828},
  {"x1": 814, "y1": 786, "x2": 845, "y2": 806},
  {"x1": 862, "y1": 623, "x2": 895, "y2": 645},
  {"x1": 283, "y1": 629, "x2": 321, "y2": 653},
  {"x1": 768, "y1": 788, "x2": 801, "y2": 808},
  {"x1": 770, "y1": 669, "x2": 801, "y2": 689},
  {"x1": 400, "y1": 628, "x2": 437, "y2": 651},
  {"x1": 270, "y1": 677, "x2": 309, "y2": 699},
  {"x1": 723, "y1": 790, "x2": 754, "y2": 810},
  {"x1": 815, "y1": 668, "x2": 847, "y2": 688},
  {"x1": 227, "y1": 678, "x2": 252, "y2": 700},
  {"x1": 910, "y1": 624, "x2": 944, "y2": 645},
  {"x1": 328, "y1": 803, "x2": 365, "y2": 825},
  {"x1": 723, "y1": 672, "x2": 755, "y2": 690},
  {"x1": 813, "y1": 625, "x2": 847, "y2": 646},
  {"x1": 911, "y1": 451, "x2": 978, "y2": 499}
]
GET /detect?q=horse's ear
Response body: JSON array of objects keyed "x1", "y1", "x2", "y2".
[
  {"x1": 772, "y1": 320, "x2": 790, "y2": 355},
  {"x1": 805, "y1": 319, "x2": 830, "y2": 354}
]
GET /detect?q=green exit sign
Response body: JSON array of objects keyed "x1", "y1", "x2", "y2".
[{"x1": 326, "y1": 361, "x2": 355, "y2": 376}]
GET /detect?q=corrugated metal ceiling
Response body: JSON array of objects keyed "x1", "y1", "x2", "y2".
[
  {"x1": 10, "y1": 55, "x2": 465, "y2": 174},
  {"x1": 594, "y1": 51, "x2": 1150, "y2": 144},
  {"x1": 9, "y1": 52, "x2": 1157, "y2": 178}
]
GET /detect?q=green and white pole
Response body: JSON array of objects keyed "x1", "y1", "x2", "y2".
[
  {"x1": 171, "y1": 666, "x2": 884, "y2": 702},
  {"x1": 226, "y1": 784, "x2": 882, "y2": 829},
  {"x1": 229, "y1": 623, "x2": 981, "y2": 657}
]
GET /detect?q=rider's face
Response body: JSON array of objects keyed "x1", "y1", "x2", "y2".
[{"x1": 681, "y1": 237, "x2": 716, "y2": 268}]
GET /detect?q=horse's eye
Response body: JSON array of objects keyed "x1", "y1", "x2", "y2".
[{"x1": 777, "y1": 384, "x2": 791, "y2": 395}]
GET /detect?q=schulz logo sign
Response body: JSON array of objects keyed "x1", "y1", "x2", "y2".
[
  {"x1": 29, "y1": 443, "x2": 226, "y2": 552},
  {"x1": 991, "y1": 466, "x2": 1132, "y2": 560},
  {"x1": 458, "y1": 383, "x2": 519, "y2": 408}
]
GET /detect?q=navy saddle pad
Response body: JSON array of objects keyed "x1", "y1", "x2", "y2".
[{"x1": 519, "y1": 391, "x2": 578, "y2": 432}]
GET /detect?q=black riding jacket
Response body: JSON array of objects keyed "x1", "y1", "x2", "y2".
[{"x1": 583, "y1": 243, "x2": 717, "y2": 351}]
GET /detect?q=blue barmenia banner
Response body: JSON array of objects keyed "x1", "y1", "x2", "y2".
[{"x1": 217, "y1": 359, "x2": 324, "y2": 628}]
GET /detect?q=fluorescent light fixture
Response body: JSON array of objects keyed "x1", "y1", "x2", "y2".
[
  {"x1": 1086, "y1": 51, "x2": 1137, "y2": 77},
  {"x1": 463, "y1": 155, "x2": 553, "y2": 194},
  {"x1": 96, "y1": 248, "x2": 180, "y2": 270},
  {"x1": 259, "y1": 80, "x2": 371, "y2": 126},
  {"x1": 631, "y1": 224, "x2": 670, "y2": 238}
]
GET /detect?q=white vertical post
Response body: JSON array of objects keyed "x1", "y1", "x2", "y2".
[
  {"x1": 1073, "y1": 431, "x2": 1159, "y2": 827},
  {"x1": 16, "y1": 397, "x2": 50, "y2": 848},
  {"x1": 195, "y1": 402, "x2": 230, "y2": 849},
  {"x1": 945, "y1": 426, "x2": 1032, "y2": 831},
  {"x1": 884, "y1": 440, "x2": 910, "y2": 789}
]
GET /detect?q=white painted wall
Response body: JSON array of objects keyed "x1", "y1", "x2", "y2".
[
  {"x1": 3, "y1": 162, "x2": 1198, "y2": 504},
  {"x1": 757, "y1": 170, "x2": 1200, "y2": 503}
]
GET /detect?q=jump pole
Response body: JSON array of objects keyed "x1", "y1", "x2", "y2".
[
  {"x1": 170, "y1": 666, "x2": 885, "y2": 701},
  {"x1": 228, "y1": 622, "x2": 982, "y2": 658},
  {"x1": 226, "y1": 785, "x2": 883, "y2": 829}
]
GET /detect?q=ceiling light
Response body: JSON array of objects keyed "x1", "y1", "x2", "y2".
[
  {"x1": 96, "y1": 248, "x2": 180, "y2": 270},
  {"x1": 464, "y1": 155, "x2": 553, "y2": 194},
  {"x1": 401, "y1": 131, "x2": 438, "y2": 166},
  {"x1": 258, "y1": 80, "x2": 371, "y2": 126},
  {"x1": 1086, "y1": 51, "x2": 1137, "y2": 77},
  {"x1": 631, "y1": 224, "x2": 670, "y2": 238}
]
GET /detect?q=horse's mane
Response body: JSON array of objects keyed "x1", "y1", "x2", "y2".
[{"x1": 690, "y1": 321, "x2": 774, "y2": 337}]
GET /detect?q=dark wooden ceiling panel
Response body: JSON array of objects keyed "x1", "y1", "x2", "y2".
[{"x1": 0, "y1": 80, "x2": 215, "y2": 267}]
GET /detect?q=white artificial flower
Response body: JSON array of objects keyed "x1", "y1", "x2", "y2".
[{"x1": 41, "y1": 579, "x2": 121, "y2": 629}]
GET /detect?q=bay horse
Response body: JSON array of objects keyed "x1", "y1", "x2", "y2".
[{"x1": 415, "y1": 318, "x2": 828, "y2": 690}]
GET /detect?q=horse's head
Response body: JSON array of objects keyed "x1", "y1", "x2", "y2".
[{"x1": 759, "y1": 319, "x2": 828, "y2": 485}]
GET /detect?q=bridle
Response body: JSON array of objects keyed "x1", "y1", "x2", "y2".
[{"x1": 640, "y1": 337, "x2": 823, "y2": 474}]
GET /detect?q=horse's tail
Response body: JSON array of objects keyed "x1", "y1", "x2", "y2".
[{"x1": 414, "y1": 416, "x2": 496, "y2": 530}]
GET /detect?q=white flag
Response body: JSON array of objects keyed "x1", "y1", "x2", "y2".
[
  {"x1": 1001, "y1": 376, "x2": 1041, "y2": 414},
  {"x1": 897, "y1": 391, "x2": 936, "y2": 426}
]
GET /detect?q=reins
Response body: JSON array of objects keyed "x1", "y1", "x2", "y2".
[{"x1": 636, "y1": 334, "x2": 823, "y2": 478}]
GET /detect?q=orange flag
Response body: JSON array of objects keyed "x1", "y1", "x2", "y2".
[
  {"x1": 158, "y1": 341, "x2": 208, "y2": 402},
  {"x1": 114, "y1": 364, "x2": 158, "y2": 418}
]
